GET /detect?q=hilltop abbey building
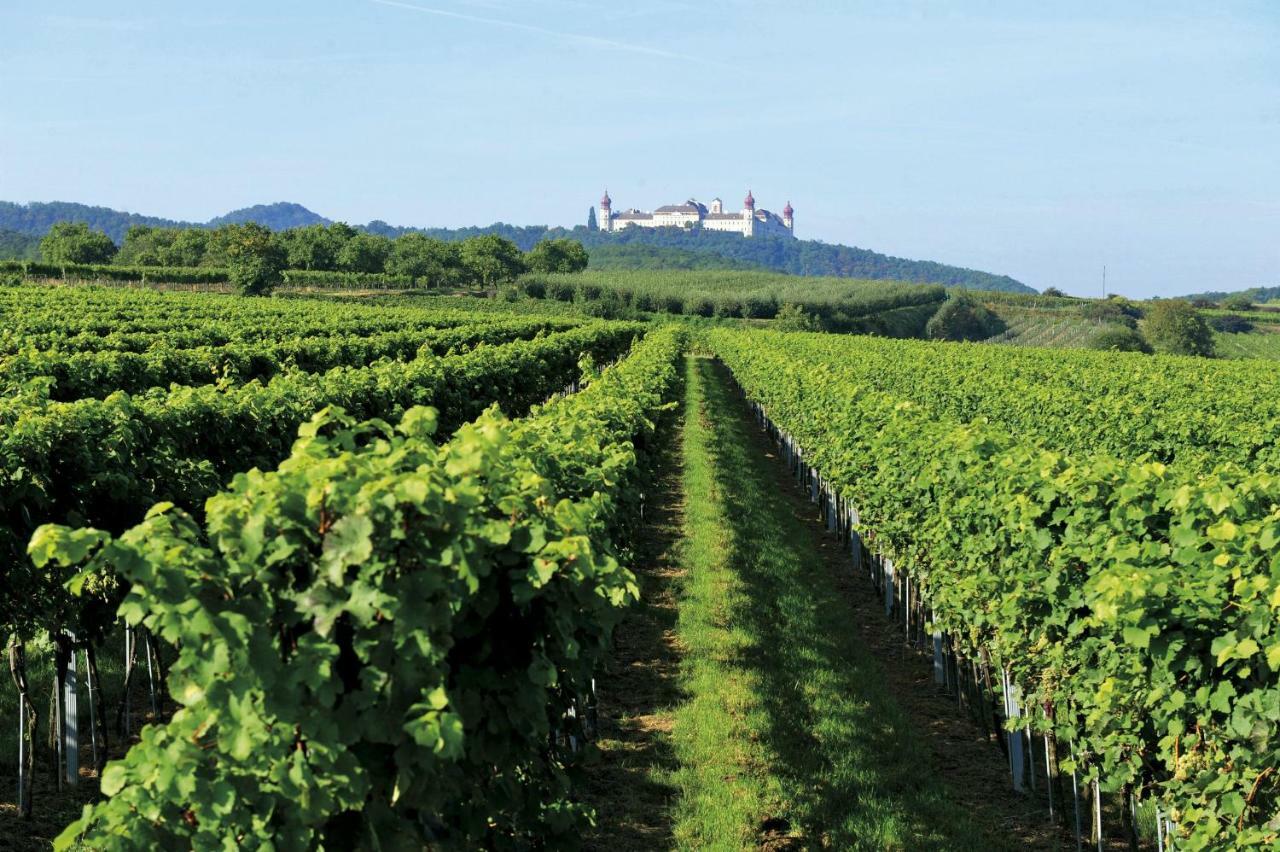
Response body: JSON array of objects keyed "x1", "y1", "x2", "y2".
[{"x1": 598, "y1": 190, "x2": 794, "y2": 238}]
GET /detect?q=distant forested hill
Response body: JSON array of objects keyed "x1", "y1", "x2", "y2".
[
  {"x1": 0, "y1": 200, "x2": 1034, "y2": 292},
  {"x1": 0, "y1": 201, "x2": 327, "y2": 243},
  {"x1": 207, "y1": 203, "x2": 331, "y2": 230},
  {"x1": 1180, "y1": 285, "x2": 1280, "y2": 304},
  {"x1": 0, "y1": 202, "x2": 187, "y2": 244},
  {"x1": 0, "y1": 229, "x2": 41, "y2": 261}
]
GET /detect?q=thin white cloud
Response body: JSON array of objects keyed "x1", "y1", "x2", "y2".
[{"x1": 366, "y1": 0, "x2": 733, "y2": 69}]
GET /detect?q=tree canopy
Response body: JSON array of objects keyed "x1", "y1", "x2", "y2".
[
  {"x1": 39, "y1": 222, "x2": 117, "y2": 264},
  {"x1": 1143, "y1": 299, "x2": 1216, "y2": 357},
  {"x1": 224, "y1": 222, "x2": 285, "y2": 296},
  {"x1": 526, "y1": 238, "x2": 589, "y2": 274}
]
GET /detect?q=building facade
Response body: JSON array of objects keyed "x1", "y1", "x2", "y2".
[{"x1": 598, "y1": 190, "x2": 794, "y2": 238}]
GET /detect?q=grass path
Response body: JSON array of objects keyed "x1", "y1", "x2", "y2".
[
  {"x1": 590, "y1": 355, "x2": 1065, "y2": 850},
  {"x1": 668, "y1": 355, "x2": 1013, "y2": 850}
]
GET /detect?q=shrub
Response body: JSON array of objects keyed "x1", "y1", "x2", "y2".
[
  {"x1": 743, "y1": 295, "x2": 778, "y2": 319},
  {"x1": 662, "y1": 295, "x2": 685, "y2": 315},
  {"x1": 774, "y1": 303, "x2": 819, "y2": 332},
  {"x1": 1211, "y1": 314, "x2": 1254, "y2": 334},
  {"x1": 714, "y1": 298, "x2": 744, "y2": 318},
  {"x1": 690, "y1": 298, "x2": 715, "y2": 318},
  {"x1": 1143, "y1": 299, "x2": 1216, "y2": 357},
  {"x1": 520, "y1": 278, "x2": 547, "y2": 300},
  {"x1": 1087, "y1": 325, "x2": 1153, "y2": 354},
  {"x1": 1221, "y1": 294, "x2": 1253, "y2": 312},
  {"x1": 1082, "y1": 301, "x2": 1138, "y2": 328},
  {"x1": 925, "y1": 296, "x2": 1000, "y2": 342},
  {"x1": 633, "y1": 292, "x2": 656, "y2": 313},
  {"x1": 581, "y1": 293, "x2": 632, "y2": 319},
  {"x1": 1041, "y1": 287, "x2": 1066, "y2": 297},
  {"x1": 549, "y1": 281, "x2": 576, "y2": 302},
  {"x1": 577, "y1": 283, "x2": 603, "y2": 301}
]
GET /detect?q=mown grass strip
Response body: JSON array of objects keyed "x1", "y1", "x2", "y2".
[{"x1": 670, "y1": 355, "x2": 1007, "y2": 851}]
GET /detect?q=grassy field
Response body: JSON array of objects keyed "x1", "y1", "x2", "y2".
[{"x1": 1213, "y1": 324, "x2": 1280, "y2": 359}]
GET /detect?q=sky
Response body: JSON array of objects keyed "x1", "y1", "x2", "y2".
[{"x1": 1, "y1": 1, "x2": 1277, "y2": 297}]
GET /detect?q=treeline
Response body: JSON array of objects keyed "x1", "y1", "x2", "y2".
[
  {"x1": 30, "y1": 221, "x2": 590, "y2": 289},
  {"x1": 1180, "y1": 285, "x2": 1280, "y2": 305},
  {"x1": 370, "y1": 222, "x2": 1035, "y2": 293},
  {"x1": 0, "y1": 200, "x2": 1034, "y2": 292}
]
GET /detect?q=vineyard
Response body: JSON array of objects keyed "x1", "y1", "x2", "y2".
[{"x1": 1, "y1": 282, "x2": 1277, "y2": 849}]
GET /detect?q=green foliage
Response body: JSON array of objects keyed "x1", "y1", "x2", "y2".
[
  {"x1": 39, "y1": 327, "x2": 683, "y2": 849},
  {"x1": 1220, "y1": 294, "x2": 1254, "y2": 312},
  {"x1": 40, "y1": 222, "x2": 118, "y2": 265},
  {"x1": 336, "y1": 232, "x2": 393, "y2": 273},
  {"x1": 708, "y1": 326, "x2": 1280, "y2": 848},
  {"x1": 386, "y1": 233, "x2": 462, "y2": 283},
  {"x1": 517, "y1": 270, "x2": 946, "y2": 330},
  {"x1": 526, "y1": 238, "x2": 589, "y2": 274},
  {"x1": 0, "y1": 228, "x2": 42, "y2": 261},
  {"x1": 1086, "y1": 324, "x2": 1152, "y2": 353},
  {"x1": 586, "y1": 244, "x2": 762, "y2": 272},
  {"x1": 1144, "y1": 299, "x2": 1216, "y2": 357},
  {"x1": 1210, "y1": 314, "x2": 1254, "y2": 334},
  {"x1": 0, "y1": 283, "x2": 640, "y2": 650},
  {"x1": 586, "y1": 206, "x2": 597, "y2": 231},
  {"x1": 223, "y1": 222, "x2": 285, "y2": 296},
  {"x1": 459, "y1": 235, "x2": 526, "y2": 287},
  {"x1": 773, "y1": 303, "x2": 820, "y2": 332},
  {"x1": 1041, "y1": 286, "x2": 1066, "y2": 297},
  {"x1": 1081, "y1": 300, "x2": 1139, "y2": 328},
  {"x1": 924, "y1": 295, "x2": 1001, "y2": 341}
]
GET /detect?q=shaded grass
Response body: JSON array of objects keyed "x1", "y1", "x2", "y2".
[
  {"x1": 582, "y1": 373, "x2": 686, "y2": 850},
  {"x1": 669, "y1": 356, "x2": 1013, "y2": 850}
]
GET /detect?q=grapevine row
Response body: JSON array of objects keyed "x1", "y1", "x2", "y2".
[
  {"x1": 34, "y1": 326, "x2": 685, "y2": 848},
  {"x1": 748, "y1": 330, "x2": 1280, "y2": 471},
  {"x1": 707, "y1": 327, "x2": 1279, "y2": 849},
  {"x1": 0, "y1": 318, "x2": 574, "y2": 402}
]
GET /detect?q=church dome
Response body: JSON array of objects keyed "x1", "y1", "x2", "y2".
[
  {"x1": 744, "y1": 189, "x2": 755, "y2": 208},
  {"x1": 783, "y1": 201, "x2": 793, "y2": 217},
  {"x1": 600, "y1": 189, "x2": 611, "y2": 207}
]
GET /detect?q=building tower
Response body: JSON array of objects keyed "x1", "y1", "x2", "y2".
[
  {"x1": 782, "y1": 200, "x2": 794, "y2": 232},
  {"x1": 599, "y1": 189, "x2": 612, "y2": 233},
  {"x1": 742, "y1": 189, "x2": 755, "y2": 237}
]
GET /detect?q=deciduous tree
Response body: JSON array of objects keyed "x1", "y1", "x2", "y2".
[{"x1": 40, "y1": 222, "x2": 117, "y2": 265}]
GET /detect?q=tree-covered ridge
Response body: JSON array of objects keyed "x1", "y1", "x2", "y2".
[
  {"x1": 0, "y1": 228, "x2": 40, "y2": 260},
  {"x1": 0, "y1": 200, "x2": 1034, "y2": 292},
  {"x1": 1180, "y1": 285, "x2": 1280, "y2": 304}
]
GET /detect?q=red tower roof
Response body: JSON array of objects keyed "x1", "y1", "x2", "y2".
[
  {"x1": 600, "y1": 189, "x2": 611, "y2": 207},
  {"x1": 783, "y1": 201, "x2": 793, "y2": 217},
  {"x1": 744, "y1": 189, "x2": 755, "y2": 209}
]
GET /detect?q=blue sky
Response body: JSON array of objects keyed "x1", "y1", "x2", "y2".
[{"x1": 1, "y1": 1, "x2": 1276, "y2": 296}]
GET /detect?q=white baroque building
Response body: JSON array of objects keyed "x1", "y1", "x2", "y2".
[{"x1": 598, "y1": 190, "x2": 794, "y2": 238}]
